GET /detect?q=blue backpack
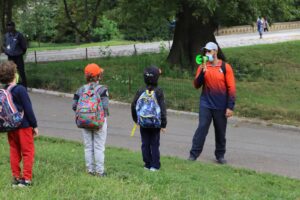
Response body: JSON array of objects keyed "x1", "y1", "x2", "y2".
[
  {"x1": 0, "y1": 85, "x2": 23, "y2": 132},
  {"x1": 136, "y1": 89, "x2": 161, "y2": 128}
]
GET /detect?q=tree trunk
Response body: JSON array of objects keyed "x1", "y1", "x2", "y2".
[
  {"x1": 5, "y1": 0, "x2": 13, "y2": 23},
  {"x1": 91, "y1": 0, "x2": 101, "y2": 28},
  {"x1": 1, "y1": 0, "x2": 6, "y2": 33},
  {"x1": 63, "y1": 0, "x2": 91, "y2": 42},
  {"x1": 167, "y1": 3, "x2": 226, "y2": 71},
  {"x1": 0, "y1": 0, "x2": 6, "y2": 53}
]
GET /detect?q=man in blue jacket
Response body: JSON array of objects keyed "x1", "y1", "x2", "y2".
[{"x1": 2, "y1": 21, "x2": 28, "y2": 88}]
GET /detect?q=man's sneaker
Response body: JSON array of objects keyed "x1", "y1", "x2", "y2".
[
  {"x1": 150, "y1": 167, "x2": 159, "y2": 172},
  {"x1": 11, "y1": 177, "x2": 21, "y2": 187},
  {"x1": 216, "y1": 157, "x2": 227, "y2": 165},
  {"x1": 18, "y1": 179, "x2": 32, "y2": 187},
  {"x1": 144, "y1": 167, "x2": 150, "y2": 170},
  {"x1": 96, "y1": 172, "x2": 107, "y2": 177},
  {"x1": 187, "y1": 156, "x2": 196, "y2": 161}
]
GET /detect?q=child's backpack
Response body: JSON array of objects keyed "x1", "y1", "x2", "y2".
[
  {"x1": 75, "y1": 84, "x2": 105, "y2": 129},
  {"x1": 136, "y1": 89, "x2": 161, "y2": 128},
  {"x1": 0, "y1": 85, "x2": 23, "y2": 133}
]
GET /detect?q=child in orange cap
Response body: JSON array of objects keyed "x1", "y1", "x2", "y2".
[{"x1": 72, "y1": 63, "x2": 109, "y2": 177}]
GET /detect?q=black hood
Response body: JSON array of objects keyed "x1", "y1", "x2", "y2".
[{"x1": 143, "y1": 66, "x2": 160, "y2": 86}]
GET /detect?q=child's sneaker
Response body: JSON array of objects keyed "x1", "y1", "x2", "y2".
[
  {"x1": 11, "y1": 177, "x2": 21, "y2": 187},
  {"x1": 96, "y1": 172, "x2": 107, "y2": 177},
  {"x1": 87, "y1": 171, "x2": 95, "y2": 176},
  {"x1": 18, "y1": 179, "x2": 32, "y2": 187},
  {"x1": 150, "y1": 167, "x2": 159, "y2": 172}
]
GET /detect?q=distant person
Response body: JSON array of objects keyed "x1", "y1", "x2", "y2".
[
  {"x1": 0, "y1": 61, "x2": 38, "y2": 187},
  {"x1": 257, "y1": 17, "x2": 263, "y2": 39},
  {"x1": 72, "y1": 63, "x2": 109, "y2": 177},
  {"x1": 2, "y1": 21, "x2": 28, "y2": 88},
  {"x1": 131, "y1": 66, "x2": 167, "y2": 171},
  {"x1": 263, "y1": 17, "x2": 269, "y2": 32},
  {"x1": 188, "y1": 42, "x2": 236, "y2": 164}
]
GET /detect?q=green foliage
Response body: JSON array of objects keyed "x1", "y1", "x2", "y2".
[
  {"x1": 117, "y1": 0, "x2": 176, "y2": 41},
  {"x1": 16, "y1": 0, "x2": 57, "y2": 42},
  {"x1": 91, "y1": 16, "x2": 121, "y2": 42}
]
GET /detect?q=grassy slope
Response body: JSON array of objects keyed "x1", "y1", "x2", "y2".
[
  {"x1": 25, "y1": 41, "x2": 300, "y2": 126},
  {"x1": 0, "y1": 135, "x2": 299, "y2": 200}
]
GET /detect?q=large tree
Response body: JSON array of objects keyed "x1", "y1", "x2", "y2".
[{"x1": 119, "y1": 0, "x2": 299, "y2": 70}]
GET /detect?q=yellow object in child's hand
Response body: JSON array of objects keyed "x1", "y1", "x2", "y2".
[
  {"x1": 131, "y1": 124, "x2": 138, "y2": 137},
  {"x1": 15, "y1": 73, "x2": 19, "y2": 83}
]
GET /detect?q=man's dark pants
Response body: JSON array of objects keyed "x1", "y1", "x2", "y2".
[
  {"x1": 8, "y1": 55, "x2": 27, "y2": 88},
  {"x1": 190, "y1": 106, "x2": 227, "y2": 159},
  {"x1": 140, "y1": 127, "x2": 161, "y2": 169}
]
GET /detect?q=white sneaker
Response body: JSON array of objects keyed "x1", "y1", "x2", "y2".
[{"x1": 150, "y1": 167, "x2": 159, "y2": 172}]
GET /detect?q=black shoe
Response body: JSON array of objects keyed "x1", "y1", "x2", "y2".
[
  {"x1": 96, "y1": 172, "x2": 107, "y2": 177},
  {"x1": 11, "y1": 177, "x2": 21, "y2": 187},
  {"x1": 18, "y1": 179, "x2": 32, "y2": 187},
  {"x1": 187, "y1": 156, "x2": 197, "y2": 161},
  {"x1": 216, "y1": 157, "x2": 227, "y2": 165},
  {"x1": 88, "y1": 171, "x2": 95, "y2": 176}
]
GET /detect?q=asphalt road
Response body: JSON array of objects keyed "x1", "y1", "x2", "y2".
[{"x1": 30, "y1": 92, "x2": 300, "y2": 179}]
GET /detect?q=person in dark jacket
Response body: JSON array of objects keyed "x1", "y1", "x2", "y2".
[
  {"x1": 131, "y1": 66, "x2": 167, "y2": 171},
  {"x1": 2, "y1": 21, "x2": 28, "y2": 88},
  {"x1": 0, "y1": 61, "x2": 38, "y2": 187}
]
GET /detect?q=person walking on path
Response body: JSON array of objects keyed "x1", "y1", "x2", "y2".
[
  {"x1": 0, "y1": 61, "x2": 38, "y2": 187},
  {"x1": 72, "y1": 63, "x2": 109, "y2": 177},
  {"x1": 257, "y1": 17, "x2": 264, "y2": 39},
  {"x1": 263, "y1": 17, "x2": 269, "y2": 32},
  {"x1": 131, "y1": 66, "x2": 167, "y2": 171},
  {"x1": 188, "y1": 42, "x2": 236, "y2": 164},
  {"x1": 2, "y1": 21, "x2": 28, "y2": 88}
]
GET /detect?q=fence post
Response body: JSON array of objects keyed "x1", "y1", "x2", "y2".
[
  {"x1": 133, "y1": 44, "x2": 137, "y2": 55},
  {"x1": 85, "y1": 48, "x2": 88, "y2": 60},
  {"x1": 34, "y1": 50, "x2": 37, "y2": 64}
]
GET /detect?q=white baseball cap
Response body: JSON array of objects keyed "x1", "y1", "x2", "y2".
[{"x1": 204, "y1": 42, "x2": 218, "y2": 51}]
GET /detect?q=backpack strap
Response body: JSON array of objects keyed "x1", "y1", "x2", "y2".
[
  {"x1": 221, "y1": 61, "x2": 226, "y2": 76},
  {"x1": 7, "y1": 84, "x2": 17, "y2": 92}
]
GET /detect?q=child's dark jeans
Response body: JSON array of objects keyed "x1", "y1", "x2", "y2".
[{"x1": 140, "y1": 127, "x2": 161, "y2": 169}]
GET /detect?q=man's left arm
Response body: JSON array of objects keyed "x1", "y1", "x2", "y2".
[
  {"x1": 19, "y1": 33, "x2": 27, "y2": 54},
  {"x1": 225, "y1": 64, "x2": 236, "y2": 117}
]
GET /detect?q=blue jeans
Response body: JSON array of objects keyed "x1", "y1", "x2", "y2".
[
  {"x1": 140, "y1": 127, "x2": 161, "y2": 169},
  {"x1": 190, "y1": 107, "x2": 227, "y2": 159}
]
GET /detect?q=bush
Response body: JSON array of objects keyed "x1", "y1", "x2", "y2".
[{"x1": 91, "y1": 17, "x2": 121, "y2": 42}]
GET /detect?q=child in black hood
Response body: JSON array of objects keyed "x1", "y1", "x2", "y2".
[{"x1": 131, "y1": 66, "x2": 167, "y2": 171}]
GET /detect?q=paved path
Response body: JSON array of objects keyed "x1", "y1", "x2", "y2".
[
  {"x1": 30, "y1": 91, "x2": 300, "y2": 179},
  {"x1": 1, "y1": 29, "x2": 300, "y2": 63}
]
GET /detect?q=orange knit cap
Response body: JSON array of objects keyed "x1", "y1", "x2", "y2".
[{"x1": 84, "y1": 63, "x2": 104, "y2": 77}]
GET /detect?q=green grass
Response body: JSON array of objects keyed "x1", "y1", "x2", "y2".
[
  {"x1": 25, "y1": 41, "x2": 300, "y2": 126},
  {"x1": 28, "y1": 40, "x2": 138, "y2": 51},
  {"x1": 0, "y1": 135, "x2": 299, "y2": 200}
]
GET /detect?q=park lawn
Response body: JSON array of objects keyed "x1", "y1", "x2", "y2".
[
  {"x1": 25, "y1": 41, "x2": 300, "y2": 126},
  {"x1": 28, "y1": 40, "x2": 138, "y2": 51},
  {"x1": 0, "y1": 135, "x2": 299, "y2": 200}
]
